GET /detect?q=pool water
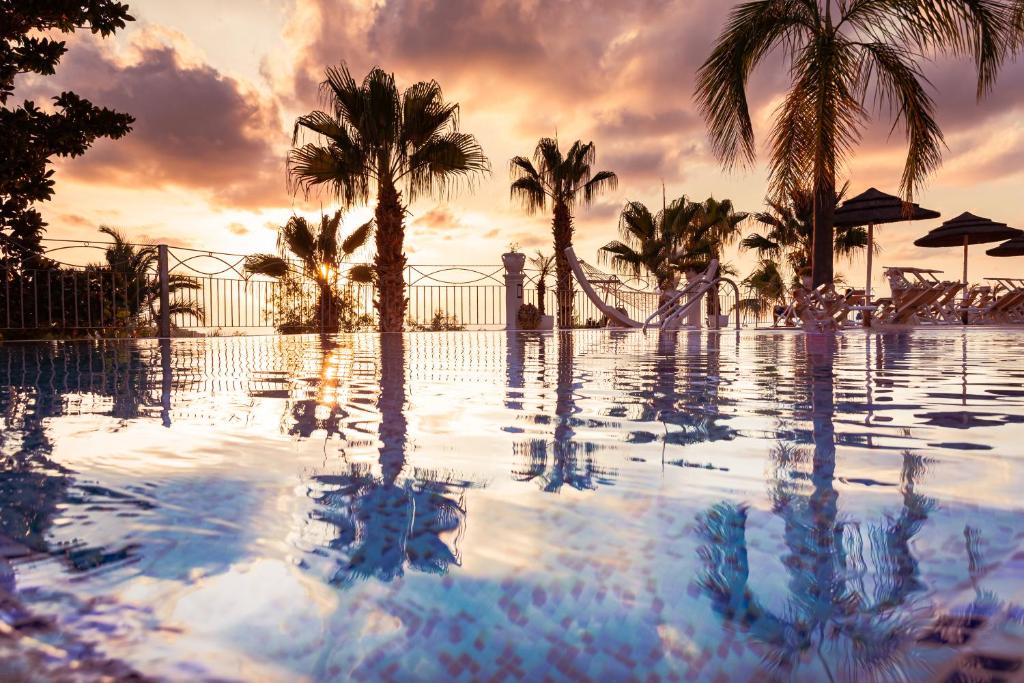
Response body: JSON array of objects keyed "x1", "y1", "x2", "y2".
[{"x1": 1, "y1": 330, "x2": 1023, "y2": 681}]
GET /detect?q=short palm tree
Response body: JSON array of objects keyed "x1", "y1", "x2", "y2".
[
  {"x1": 529, "y1": 251, "x2": 555, "y2": 317},
  {"x1": 599, "y1": 196, "x2": 702, "y2": 296},
  {"x1": 93, "y1": 226, "x2": 203, "y2": 332},
  {"x1": 245, "y1": 211, "x2": 373, "y2": 333},
  {"x1": 742, "y1": 184, "x2": 868, "y2": 288},
  {"x1": 510, "y1": 138, "x2": 617, "y2": 328},
  {"x1": 288, "y1": 64, "x2": 490, "y2": 332},
  {"x1": 695, "y1": 0, "x2": 1009, "y2": 288}
]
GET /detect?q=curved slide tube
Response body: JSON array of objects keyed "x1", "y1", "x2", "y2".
[{"x1": 564, "y1": 247, "x2": 644, "y2": 328}]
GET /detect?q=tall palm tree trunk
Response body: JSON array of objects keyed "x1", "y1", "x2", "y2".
[
  {"x1": 375, "y1": 182, "x2": 407, "y2": 332},
  {"x1": 552, "y1": 201, "x2": 574, "y2": 329},
  {"x1": 537, "y1": 279, "x2": 546, "y2": 317},
  {"x1": 317, "y1": 281, "x2": 338, "y2": 334},
  {"x1": 378, "y1": 333, "x2": 407, "y2": 485},
  {"x1": 811, "y1": 176, "x2": 836, "y2": 288}
]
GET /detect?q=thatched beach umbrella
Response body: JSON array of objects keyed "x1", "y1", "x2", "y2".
[
  {"x1": 834, "y1": 188, "x2": 940, "y2": 323},
  {"x1": 915, "y1": 212, "x2": 1019, "y2": 322},
  {"x1": 986, "y1": 231, "x2": 1024, "y2": 257}
]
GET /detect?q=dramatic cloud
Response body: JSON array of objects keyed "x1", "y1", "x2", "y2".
[
  {"x1": 28, "y1": 0, "x2": 1024, "y2": 275},
  {"x1": 24, "y1": 32, "x2": 288, "y2": 210}
]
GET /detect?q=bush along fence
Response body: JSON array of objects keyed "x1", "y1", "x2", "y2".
[{"x1": 0, "y1": 239, "x2": 759, "y2": 339}]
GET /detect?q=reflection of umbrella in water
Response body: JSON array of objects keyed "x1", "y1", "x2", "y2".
[
  {"x1": 985, "y1": 231, "x2": 1024, "y2": 257},
  {"x1": 834, "y1": 188, "x2": 940, "y2": 325},
  {"x1": 914, "y1": 333, "x2": 1024, "y2": 429},
  {"x1": 914, "y1": 213, "x2": 1019, "y2": 323}
]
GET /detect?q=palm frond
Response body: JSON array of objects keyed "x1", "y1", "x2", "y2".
[
  {"x1": 280, "y1": 216, "x2": 317, "y2": 266},
  {"x1": 580, "y1": 170, "x2": 618, "y2": 208},
  {"x1": 321, "y1": 63, "x2": 363, "y2": 127},
  {"x1": 166, "y1": 300, "x2": 205, "y2": 323},
  {"x1": 859, "y1": 40, "x2": 944, "y2": 202},
  {"x1": 407, "y1": 131, "x2": 490, "y2": 200},
  {"x1": 244, "y1": 254, "x2": 290, "y2": 279},
  {"x1": 741, "y1": 233, "x2": 783, "y2": 256},
  {"x1": 401, "y1": 79, "x2": 458, "y2": 147},
  {"x1": 166, "y1": 274, "x2": 202, "y2": 292},
  {"x1": 348, "y1": 264, "x2": 375, "y2": 283},
  {"x1": 509, "y1": 176, "x2": 548, "y2": 213},
  {"x1": 598, "y1": 241, "x2": 645, "y2": 277},
  {"x1": 287, "y1": 143, "x2": 372, "y2": 204},
  {"x1": 529, "y1": 251, "x2": 555, "y2": 276},
  {"x1": 695, "y1": 0, "x2": 816, "y2": 168},
  {"x1": 341, "y1": 219, "x2": 374, "y2": 256}
]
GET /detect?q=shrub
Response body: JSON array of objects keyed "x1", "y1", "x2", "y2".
[{"x1": 517, "y1": 303, "x2": 541, "y2": 330}]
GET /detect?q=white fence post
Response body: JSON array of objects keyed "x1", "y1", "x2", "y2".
[
  {"x1": 502, "y1": 251, "x2": 526, "y2": 330},
  {"x1": 157, "y1": 244, "x2": 171, "y2": 338}
]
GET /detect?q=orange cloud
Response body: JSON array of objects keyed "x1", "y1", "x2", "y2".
[{"x1": 24, "y1": 33, "x2": 288, "y2": 210}]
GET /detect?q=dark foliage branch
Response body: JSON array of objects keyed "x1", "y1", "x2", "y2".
[{"x1": 0, "y1": 1, "x2": 135, "y2": 264}]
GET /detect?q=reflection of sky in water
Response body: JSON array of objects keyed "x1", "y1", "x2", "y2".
[{"x1": 1, "y1": 330, "x2": 1023, "y2": 680}]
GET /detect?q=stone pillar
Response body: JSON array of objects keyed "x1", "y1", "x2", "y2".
[{"x1": 502, "y1": 251, "x2": 526, "y2": 330}]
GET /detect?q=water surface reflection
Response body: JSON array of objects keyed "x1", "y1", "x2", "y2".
[{"x1": 0, "y1": 330, "x2": 1021, "y2": 680}]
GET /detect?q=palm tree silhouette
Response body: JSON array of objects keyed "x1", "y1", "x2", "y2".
[
  {"x1": 512, "y1": 332, "x2": 616, "y2": 492},
  {"x1": 529, "y1": 251, "x2": 555, "y2": 318},
  {"x1": 510, "y1": 138, "x2": 617, "y2": 328},
  {"x1": 695, "y1": 0, "x2": 1008, "y2": 287},
  {"x1": 92, "y1": 226, "x2": 204, "y2": 333},
  {"x1": 288, "y1": 64, "x2": 489, "y2": 332},
  {"x1": 245, "y1": 211, "x2": 372, "y2": 333},
  {"x1": 306, "y1": 335, "x2": 472, "y2": 584},
  {"x1": 599, "y1": 196, "x2": 702, "y2": 302},
  {"x1": 696, "y1": 337, "x2": 934, "y2": 681}
]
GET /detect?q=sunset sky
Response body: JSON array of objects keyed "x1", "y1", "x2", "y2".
[{"x1": 22, "y1": 0, "x2": 1024, "y2": 288}]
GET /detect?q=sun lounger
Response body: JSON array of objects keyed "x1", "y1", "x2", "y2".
[
  {"x1": 787, "y1": 283, "x2": 876, "y2": 332},
  {"x1": 977, "y1": 278, "x2": 1024, "y2": 323},
  {"x1": 877, "y1": 267, "x2": 955, "y2": 325}
]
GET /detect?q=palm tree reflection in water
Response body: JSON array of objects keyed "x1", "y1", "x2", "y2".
[
  {"x1": 308, "y1": 335, "x2": 472, "y2": 585},
  {"x1": 697, "y1": 336, "x2": 934, "y2": 682},
  {"x1": 513, "y1": 332, "x2": 615, "y2": 493}
]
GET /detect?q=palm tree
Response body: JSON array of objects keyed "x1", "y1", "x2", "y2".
[
  {"x1": 529, "y1": 251, "x2": 555, "y2": 317},
  {"x1": 288, "y1": 64, "x2": 489, "y2": 332},
  {"x1": 245, "y1": 211, "x2": 373, "y2": 333},
  {"x1": 599, "y1": 197, "x2": 702, "y2": 297},
  {"x1": 93, "y1": 226, "x2": 203, "y2": 332},
  {"x1": 688, "y1": 197, "x2": 748, "y2": 275},
  {"x1": 510, "y1": 138, "x2": 617, "y2": 328},
  {"x1": 742, "y1": 185, "x2": 868, "y2": 289},
  {"x1": 695, "y1": 0, "x2": 1009, "y2": 288}
]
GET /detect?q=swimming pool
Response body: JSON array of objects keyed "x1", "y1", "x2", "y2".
[{"x1": 1, "y1": 330, "x2": 1022, "y2": 681}]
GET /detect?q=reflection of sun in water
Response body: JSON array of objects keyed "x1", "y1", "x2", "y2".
[{"x1": 318, "y1": 345, "x2": 352, "y2": 409}]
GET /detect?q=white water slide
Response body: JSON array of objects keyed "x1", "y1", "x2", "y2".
[{"x1": 563, "y1": 247, "x2": 732, "y2": 330}]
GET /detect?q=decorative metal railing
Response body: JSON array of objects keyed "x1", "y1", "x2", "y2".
[{"x1": 0, "y1": 239, "x2": 754, "y2": 337}]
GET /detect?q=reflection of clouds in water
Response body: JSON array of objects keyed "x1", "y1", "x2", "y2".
[{"x1": 0, "y1": 330, "x2": 1023, "y2": 679}]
